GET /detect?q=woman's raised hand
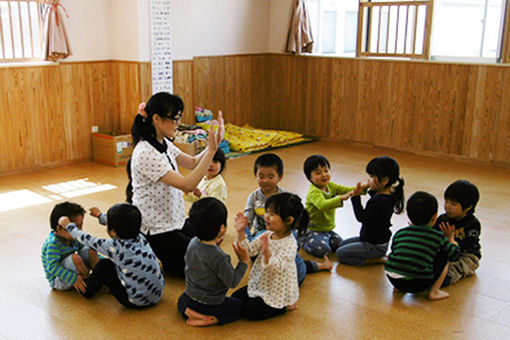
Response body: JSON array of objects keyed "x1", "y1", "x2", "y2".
[
  {"x1": 206, "y1": 123, "x2": 219, "y2": 152},
  {"x1": 216, "y1": 110, "x2": 225, "y2": 145}
]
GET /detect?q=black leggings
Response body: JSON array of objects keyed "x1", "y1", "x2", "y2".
[
  {"x1": 232, "y1": 286, "x2": 286, "y2": 320},
  {"x1": 145, "y1": 220, "x2": 196, "y2": 277},
  {"x1": 83, "y1": 259, "x2": 143, "y2": 309},
  {"x1": 388, "y1": 252, "x2": 448, "y2": 293}
]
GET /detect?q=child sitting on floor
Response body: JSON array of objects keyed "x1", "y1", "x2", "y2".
[
  {"x1": 177, "y1": 198, "x2": 249, "y2": 326},
  {"x1": 434, "y1": 180, "x2": 481, "y2": 286},
  {"x1": 240, "y1": 153, "x2": 331, "y2": 283},
  {"x1": 302, "y1": 155, "x2": 356, "y2": 258},
  {"x1": 385, "y1": 191, "x2": 461, "y2": 300},
  {"x1": 60, "y1": 203, "x2": 164, "y2": 308},
  {"x1": 336, "y1": 156, "x2": 404, "y2": 265},
  {"x1": 42, "y1": 202, "x2": 98, "y2": 292},
  {"x1": 185, "y1": 148, "x2": 227, "y2": 204},
  {"x1": 232, "y1": 193, "x2": 308, "y2": 320}
]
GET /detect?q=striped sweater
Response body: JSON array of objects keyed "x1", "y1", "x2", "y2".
[
  {"x1": 385, "y1": 225, "x2": 461, "y2": 280},
  {"x1": 41, "y1": 232, "x2": 83, "y2": 286}
]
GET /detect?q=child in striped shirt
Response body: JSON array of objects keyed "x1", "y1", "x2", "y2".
[
  {"x1": 41, "y1": 202, "x2": 98, "y2": 292},
  {"x1": 385, "y1": 191, "x2": 461, "y2": 301}
]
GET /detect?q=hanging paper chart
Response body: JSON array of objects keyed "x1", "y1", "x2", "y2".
[{"x1": 150, "y1": 0, "x2": 173, "y2": 93}]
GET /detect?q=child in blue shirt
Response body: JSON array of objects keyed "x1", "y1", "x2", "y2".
[
  {"x1": 41, "y1": 202, "x2": 98, "y2": 292},
  {"x1": 60, "y1": 203, "x2": 164, "y2": 308}
]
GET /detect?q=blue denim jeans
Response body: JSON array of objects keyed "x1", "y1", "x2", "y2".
[{"x1": 335, "y1": 237, "x2": 388, "y2": 266}]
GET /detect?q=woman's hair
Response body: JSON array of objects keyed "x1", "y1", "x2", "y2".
[
  {"x1": 131, "y1": 92, "x2": 184, "y2": 146},
  {"x1": 188, "y1": 197, "x2": 227, "y2": 241},
  {"x1": 213, "y1": 148, "x2": 226, "y2": 175},
  {"x1": 366, "y1": 156, "x2": 405, "y2": 214},
  {"x1": 265, "y1": 193, "x2": 310, "y2": 237}
]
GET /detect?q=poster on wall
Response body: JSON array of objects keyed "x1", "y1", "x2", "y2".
[{"x1": 150, "y1": 0, "x2": 172, "y2": 93}]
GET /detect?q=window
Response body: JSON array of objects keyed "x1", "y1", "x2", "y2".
[
  {"x1": 0, "y1": 0, "x2": 43, "y2": 62},
  {"x1": 431, "y1": 0, "x2": 506, "y2": 61},
  {"x1": 309, "y1": 0, "x2": 509, "y2": 62},
  {"x1": 357, "y1": 0, "x2": 433, "y2": 58},
  {"x1": 308, "y1": 0, "x2": 359, "y2": 56}
]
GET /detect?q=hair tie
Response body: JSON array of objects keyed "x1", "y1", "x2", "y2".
[{"x1": 138, "y1": 102, "x2": 148, "y2": 120}]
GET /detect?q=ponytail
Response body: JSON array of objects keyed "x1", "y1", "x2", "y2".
[
  {"x1": 296, "y1": 208, "x2": 310, "y2": 238},
  {"x1": 131, "y1": 113, "x2": 155, "y2": 147},
  {"x1": 366, "y1": 156, "x2": 405, "y2": 214},
  {"x1": 392, "y1": 177, "x2": 405, "y2": 214}
]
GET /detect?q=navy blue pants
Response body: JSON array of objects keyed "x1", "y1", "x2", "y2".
[{"x1": 177, "y1": 293, "x2": 243, "y2": 325}]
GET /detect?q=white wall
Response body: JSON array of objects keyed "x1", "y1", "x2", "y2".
[
  {"x1": 61, "y1": 0, "x2": 110, "y2": 61},
  {"x1": 61, "y1": 0, "x2": 275, "y2": 62},
  {"x1": 269, "y1": 0, "x2": 293, "y2": 53}
]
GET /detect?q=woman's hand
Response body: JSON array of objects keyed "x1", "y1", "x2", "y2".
[{"x1": 215, "y1": 110, "x2": 225, "y2": 145}]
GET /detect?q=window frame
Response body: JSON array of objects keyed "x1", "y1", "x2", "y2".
[{"x1": 0, "y1": 0, "x2": 44, "y2": 63}]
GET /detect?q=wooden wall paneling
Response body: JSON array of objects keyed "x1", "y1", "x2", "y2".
[
  {"x1": 138, "y1": 62, "x2": 152, "y2": 104},
  {"x1": 223, "y1": 56, "x2": 242, "y2": 126},
  {"x1": 110, "y1": 61, "x2": 142, "y2": 133},
  {"x1": 304, "y1": 57, "x2": 332, "y2": 137},
  {"x1": 36, "y1": 65, "x2": 65, "y2": 165},
  {"x1": 89, "y1": 62, "x2": 114, "y2": 134},
  {"x1": 60, "y1": 63, "x2": 94, "y2": 161},
  {"x1": 172, "y1": 60, "x2": 193, "y2": 124},
  {"x1": 192, "y1": 57, "x2": 225, "y2": 122},
  {"x1": 481, "y1": 66, "x2": 506, "y2": 162},
  {"x1": 494, "y1": 67, "x2": 510, "y2": 162},
  {"x1": 266, "y1": 55, "x2": 285, "y2": 130},
  {"x1": 0, "y1": 69, "x2": 11, "y2": 172}
]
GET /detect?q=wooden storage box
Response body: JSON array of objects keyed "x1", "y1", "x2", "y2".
[
  {"x1": 174, "y1": 141, "x2": 198, "y2": 155},
  {"x1": 92, "y1": 132, "x2": 133, "y2": 167}
]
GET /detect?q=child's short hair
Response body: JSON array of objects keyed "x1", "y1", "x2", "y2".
[
  {"x1": 253, "y1": 153, "x2": 284, "y2": 176},
  {"x1": 444, "y1": 180, "x2": 479, "y2": 213},
  {"x1": 188, "y1": 197, "x2": 227, "y2": 241},
  {"x1": 49, "y1": 201, "x2": 85, "y2": 230},
  {"x1": 213, "y1": 148, "x2": 226, "y2": 175},
  {"x1": 406, "y1": 191, "x2": 438, "y2": 226},
  {"x1": 303, "y1": 154, "x2": 330, "y2": 181},
  {"x1": 107, "y1": 203, "x2": 141, "y2": 239}
]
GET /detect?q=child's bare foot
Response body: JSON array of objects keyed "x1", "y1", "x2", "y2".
[
  {"x1": 428, "y1": 289, "x2": 450, "y2": 301},
  {"x1": 186, "y1": 317, "x2": 218, "y2": 326},
  {"x1": 365, "y1": 256, "x2": 388, "y2": 265},
  {"x1": 185, "y1": 308, "x2": 218, "y2": 326},
  {"x1": 318, "y1": 255, "x2": 332, "y2": 271},
  {"x1": 287, "y1": 303, "x2": 298, "y2": 311},
  {"x1": 72, "y1": 253, "x2": 90, "y2": 278}
]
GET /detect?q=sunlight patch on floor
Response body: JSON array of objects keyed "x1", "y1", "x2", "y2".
[
  {"x1": 0, "y1": 179, "x2": 117, "y2": 212},
  {"x1": 0, "y1": 190, "x2": 52, "y2": 212}
]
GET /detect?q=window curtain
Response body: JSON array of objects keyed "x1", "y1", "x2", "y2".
[
  {"x1": 42, "y1": 0, "x2": 72, "y2": 61},
  {"x1": 285, "y1": 0, "x2": 314, "y2": 54}
]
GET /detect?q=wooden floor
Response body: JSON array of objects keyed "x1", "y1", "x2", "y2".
[{"x1": 1, "y1": 140, "x2": 510, "y2": 339}]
